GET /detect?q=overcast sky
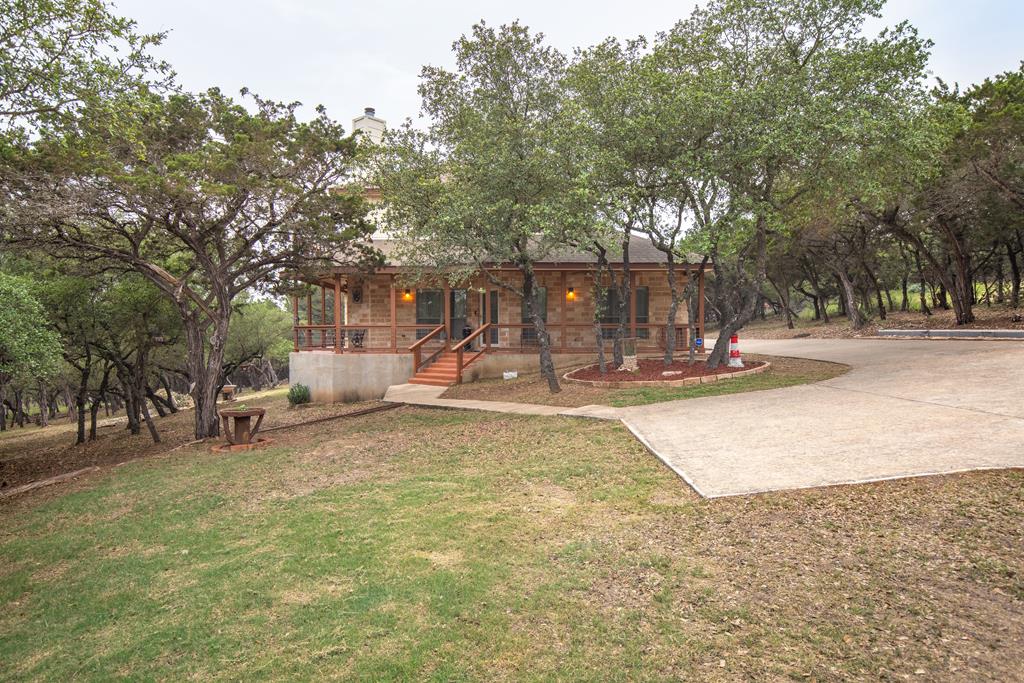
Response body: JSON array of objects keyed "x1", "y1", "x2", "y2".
[{"x1": 117, "y1": 0, "x2": 1023, "y2": 130}]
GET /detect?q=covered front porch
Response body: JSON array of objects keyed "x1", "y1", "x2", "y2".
[
  {"x1": 290, "y1": 263, "x2": 707, "y2": 400},
  {"x1": 291, "y1": 267, "x2": 706, "y2": 354}
]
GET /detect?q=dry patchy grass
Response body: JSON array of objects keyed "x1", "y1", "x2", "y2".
[
  {"x1": 0, "y1": 406, "x2": 1021, "y2": 681},
  {"x1": 0, "y1": 387, "x2": 381, "y2": 491}
]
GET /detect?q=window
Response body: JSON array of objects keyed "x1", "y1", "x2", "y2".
[
  {"x1": 600, "y1": 287, "x2": 649, "y2": 339},
  {"x1": 520, "y1": 287, "x2": 547, "y2": 345},
  {"x1": 415, "y1": 289, "x2": 443, "y2": 338}
]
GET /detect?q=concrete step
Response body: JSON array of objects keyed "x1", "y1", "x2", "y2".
[
  {"x1": 408, "y1": 377, "x2": 455, "y2": 387},
  {"x1": 413, "y1": 368, "x2": 458, "y2": 378}
]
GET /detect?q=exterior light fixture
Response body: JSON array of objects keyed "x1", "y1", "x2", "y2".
[
  {"x1": 402, "y1": 288, "x2": 414, "y2": 302},
  {"x1": 566, "y1": 287, "x2": 576, "y2": 302}
]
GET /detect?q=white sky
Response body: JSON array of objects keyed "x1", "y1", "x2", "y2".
[{"x1": 116, "y1": 0, "x2": 1024, "y2": 129}]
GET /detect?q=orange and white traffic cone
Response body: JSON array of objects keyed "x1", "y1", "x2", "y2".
[{"x1": 728, "y1": 334, "x2": 744, "y2": 368}]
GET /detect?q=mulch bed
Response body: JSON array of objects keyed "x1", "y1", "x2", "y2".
[{"x1": 566, "y1": 358, "x2": 764, "y2": 382}]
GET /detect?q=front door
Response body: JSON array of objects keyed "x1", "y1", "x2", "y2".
[{"x1": 450, "y1": 289, "x2": 468, "y2": 340}]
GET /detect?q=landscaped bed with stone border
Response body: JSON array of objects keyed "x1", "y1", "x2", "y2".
[{"x1": 563, "y1": 358, "x2": 769, "y2": 388}]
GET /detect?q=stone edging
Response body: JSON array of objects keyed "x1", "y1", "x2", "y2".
[{"x1": 562, "y1": 361, "x2": 770, "y2": 388}]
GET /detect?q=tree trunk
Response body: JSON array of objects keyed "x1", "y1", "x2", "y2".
[
  {"x1": 158, "y1": 374, "x2": 179, "y2": 413},
  {"x1": 122, "y1": 381, "x2": 141, "y2": 435},
  {"x1": 612, "y1": 231, "x2": 631, "y2": 367},
  {"x1": 37, "y1": 383, "x2": 49, "y2": 428},
  {"x1": 707, "y1": 318, "x2": 742, "y2": 369},
  {"x1": 663, "y1": 253, "x2": 680, "y2": 365},
  {"x1": 522, "y1": 270, "x2": 560, "y2": 393},
  {"x1": 862, "y1": 264, "x2": 887, "y2": 321},
  {"x1": 1007, "y1": 240, "x2": 1021, "y2": 308},
  {"x1": 74, "y1": 365, "x2": 90, "y2": 444},
  {"x1": 803, "y1": 260, "x2": 830, "y2": 323},
  {"x1": 836, "y1": 276, "x2": 848, "y2": 316},
  {"x1": 139, "y1": 390, "x2": 160, "y2": 443},
  {"x1": 835, "y1": 269, "x2": 867, "y2": 329},
  {"x1": 914, "y1": 252, "x2": 931, "y2": 316},
  {"x1": 591, "y1": 248, "x2": 609, "y2": 374},
  {"x1": 685, "y1": 264, "x2": 705, "y2": 366},
  {"x1": 769, "y1": 276, "x2": 794, "y2": 329},
  {"x1": 76, "y1": 392, "x2": 87, "y2": 445},
  {"x1": 995, "y1": 252, "x2": 1005, "y2": 304},
  {"x1": 183, "y1": 315, "x2": 228, "y2": 439}
]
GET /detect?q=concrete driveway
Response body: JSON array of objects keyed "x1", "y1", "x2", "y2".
[{"x1": 620, "y1": 338, "x2": 1024, "y2": 497}]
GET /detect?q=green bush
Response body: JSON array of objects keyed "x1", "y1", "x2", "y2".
[{"x1": 287, "y1": 383, "x2": 311, "y2": 406}]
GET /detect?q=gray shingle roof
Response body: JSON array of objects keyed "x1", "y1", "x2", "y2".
[{"x1": 370, "y1": 234, "x2": 705, "y2": 267}]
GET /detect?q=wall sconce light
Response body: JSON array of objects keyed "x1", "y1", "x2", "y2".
[
  {"x1": 401, "y1": 288, "x2": 414, "y2": 302},
  {"x1": 566, "y1": 287, "x2": 576, "y2": 302}
]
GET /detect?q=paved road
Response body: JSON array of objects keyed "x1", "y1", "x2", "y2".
[{"x1": 619, "y1": 338, "x2": 1024, "y2": 497}]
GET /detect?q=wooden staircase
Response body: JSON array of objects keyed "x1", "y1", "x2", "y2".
[
  {"x1": 407, "y1": 323, "x2": 492, "y2": 387},
  {"x1": 408, "y1": 351, "x2": 463, "y2": 386}
]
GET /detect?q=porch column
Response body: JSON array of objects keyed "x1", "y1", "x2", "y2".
[
  {"x1": 389, "y1": 275, "x2": 398, "y2": 352},
  {"x1": 559, "y1": 270, "x2": 567, "y2": 352},
  {"x1": 333, "y1": 277, "x2": 342, "y2": 354},
  {"x1": 292, "y1": 295, "x2": 299, "y2": 351},
  {"x1": 320, "y1": 285, "x2": 327, "y2": 349},
  {"x1": 443, "y1": 282, "x2": 451, "y2": 342},
  {"x1": 629, "y1": 271, "x2": 637, "y2": 338},
  {"x1": 698, "y1": 267, "x2": 706, "y2": 352},
  {"x1": 306, "y1": 293, "x2": 313, "y2": 348}
]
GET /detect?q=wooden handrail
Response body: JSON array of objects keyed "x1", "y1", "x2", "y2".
[
  {"x1": 409, "y1": 324, "x2": 447, "y2": 373},
  {"x1": 451, "y1": 323, "x2": 491, "y2": 352},
  {"x1": 453, "y1": 323, "x2": 492, "y2": 384},
  {"x1": 408, "y1": 324, "x2": 446, "y2": 352}
]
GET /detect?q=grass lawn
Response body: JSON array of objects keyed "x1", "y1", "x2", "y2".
[
  {"x1": 442, "y1": 354, "x2": 849, "y2": 408},
  {"x1": 1, "y1": 398, "x2": 1022, "y2": 681}
]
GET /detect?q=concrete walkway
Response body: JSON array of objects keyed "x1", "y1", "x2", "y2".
[
  {"x1": 382, "y1": 383, "x2": 620, "y2": 420},
  {"x1": 385, "y1": 339, "x2": 1024, "y2": 498}
]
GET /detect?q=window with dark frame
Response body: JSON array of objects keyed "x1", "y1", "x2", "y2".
[
  {"x1": 415, "y1": 289, "x2": 443, "y2": 339},
  {"x1": 600, "y1": 287, "x2": 649, "y2": 339}
]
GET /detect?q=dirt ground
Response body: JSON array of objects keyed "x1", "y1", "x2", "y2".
[
  {"x1": 0, "y1": 388, "x2": 382, "y2": 491},
  {"x1": 742, "y1": 305, "x2": 1024, "y2": 340}
]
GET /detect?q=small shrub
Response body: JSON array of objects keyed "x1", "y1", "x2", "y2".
[{"x1": 287, "y1": 383, "x2": 311, "y2": 406}]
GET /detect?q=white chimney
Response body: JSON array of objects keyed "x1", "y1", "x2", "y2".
[{"x1": 352, "y1": 106, "x2": 385, "y2": 144}]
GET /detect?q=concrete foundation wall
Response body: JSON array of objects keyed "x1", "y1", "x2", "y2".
[
  {"x1": 290, "y1": 348, "x2": 691, "y2": 402},
  {"x1": 462, "y1": 353, "x2": 596, "y2": 383},
  {"x1": 289, "y1": 352, "x2": 414, "y2": 403}
]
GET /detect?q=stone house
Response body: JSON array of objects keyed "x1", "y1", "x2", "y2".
[{"x1": 289, "y1": 235, "x2": 709, "y2": 401}]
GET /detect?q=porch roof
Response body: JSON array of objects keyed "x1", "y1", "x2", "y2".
[{"x1": 323, "y1": 235, "x2": 709, "y2": 277}]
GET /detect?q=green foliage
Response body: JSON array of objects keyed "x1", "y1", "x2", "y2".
[
  {"x1": 0, "y1": 273, "x2": 62, "y2": 384},
  {"x1": 0, "y1": 0, "x2": 167, "y2": 137},
  {"x1": 5, "y1": 84, "x2": 378, "y2": 437},
  {"x1": 287, "y1": 383, "x2": 311, "y2": 406},
  {"x1": 373, "y1": 21, "x2": 598, "y2": 286}
]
